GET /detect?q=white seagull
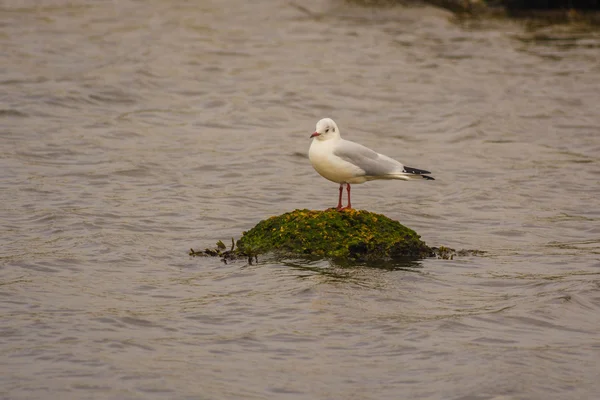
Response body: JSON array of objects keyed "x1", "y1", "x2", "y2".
[{"x1": 309, "y1": 118, "x2": 434, "y2": 211}]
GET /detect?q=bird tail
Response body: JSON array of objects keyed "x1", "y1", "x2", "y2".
[{"x1": 390, "y1": 166, "x2": 435, "y2": 181}]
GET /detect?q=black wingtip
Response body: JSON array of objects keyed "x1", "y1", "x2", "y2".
[
  {"x1": 404, "y1": 165, "x2": 433, "y2": 175},
  {"x1": 403, "y1": 166, "x2": 435, "y2": 180}
]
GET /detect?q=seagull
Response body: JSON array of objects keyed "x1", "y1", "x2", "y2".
[{"x1": 309, "y1": 118, "x2": 434, "y2": 211}]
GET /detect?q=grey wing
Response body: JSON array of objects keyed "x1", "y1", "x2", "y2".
[{"x1": 333, "y1": 139, "x2": 404, "y2": 177}]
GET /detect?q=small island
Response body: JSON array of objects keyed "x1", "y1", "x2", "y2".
[{"x1": 189, "y1": 209, "x2": 457, "y2": 263}]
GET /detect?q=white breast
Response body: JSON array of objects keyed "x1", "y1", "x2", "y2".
[{"x1": 309, "y1": 140, "x2": 366, "y2": 184}]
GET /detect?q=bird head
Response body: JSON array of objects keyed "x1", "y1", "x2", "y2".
[{"x1": 310, "y1": 118, "x2": 340, "y2": 141}]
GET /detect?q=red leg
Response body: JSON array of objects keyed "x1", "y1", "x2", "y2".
[
  {"x1": 336, "y1": 183, "x2": 352, "y2": 211},
  {"x1": 336, "y1": 184, "x2": 344, "y2": 210},
  {"x1": 346, "y1": 183, "x2": 352, "y2": 209}
]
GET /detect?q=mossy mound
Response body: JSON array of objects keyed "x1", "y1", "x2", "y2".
[{"x1": 235, "y1": 209, "x2": 432, "y2": 261}]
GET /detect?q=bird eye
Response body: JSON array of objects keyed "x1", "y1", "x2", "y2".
[
  {"x1": 332, "y1": 128, "x2": 335, "y2": 132},
  {"x1": 325, "y1": 128, "x2": 329, "y2": 133}
]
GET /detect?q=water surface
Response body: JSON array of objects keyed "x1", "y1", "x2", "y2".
[{"x1": 1, "y1": 1, "x2": 600, "y2": 399}]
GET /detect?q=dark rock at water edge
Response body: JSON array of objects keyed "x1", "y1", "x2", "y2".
[
  {"x1": 349, "y1": 0, "x2": 600, "y2": 10},
  {"x1": 503, "y1": 0, "x2": 600, "y2": 10},
  {"x1": 347, "y1": 0, "x2": 600, "y2": 24}
]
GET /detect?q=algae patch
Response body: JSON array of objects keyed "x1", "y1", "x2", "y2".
[
  {"x1": 195, "y1": 209, "x2": 431, "y2": 262},
  {"x1": 190, "y1": 209, "x2": 485, "y2": 263}
]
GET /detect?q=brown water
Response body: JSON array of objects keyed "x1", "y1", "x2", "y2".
[{"x1": 2, "y1": 0, "x2": 600, "y2": 399}]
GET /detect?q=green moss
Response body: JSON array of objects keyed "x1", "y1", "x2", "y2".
[
  {"x1": 189, "y1": 210, "x2": 486, "y2": 263},
  {"x1": 235, "y1": 209, "x2": 433, "y2": 261}
]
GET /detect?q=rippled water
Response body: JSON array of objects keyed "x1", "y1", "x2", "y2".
[{"x1": 2, "y1": 0, "x2": 600, "y2": 399}]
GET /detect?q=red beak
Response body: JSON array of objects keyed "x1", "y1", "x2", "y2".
[{"x1": 310, "y1": 132, "x2": 320, "y2": 138}]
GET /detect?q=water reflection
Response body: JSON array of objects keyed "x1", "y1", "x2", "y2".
[{"x1": 280, "y1": 256, "x2": 424, "y2": 274}]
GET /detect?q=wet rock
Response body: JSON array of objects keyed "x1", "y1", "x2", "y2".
[
  {"x1": 347, "y1": 0, "x2": 600, "y2": 24},
  {"x1": 190, "y1": 209, "x2": 485, "y2": 264},
  {"x1": 235, "y1": 209, "x2": 433, "y2": 261}
]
